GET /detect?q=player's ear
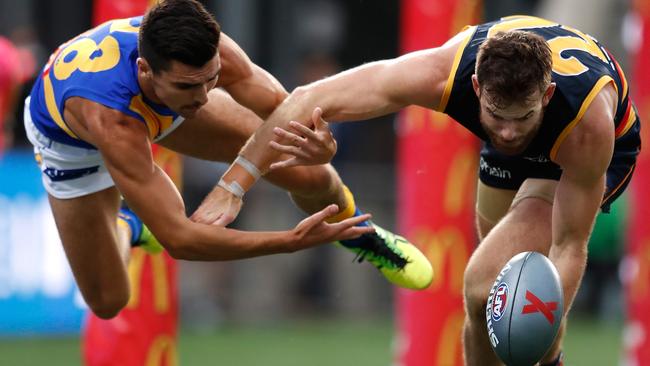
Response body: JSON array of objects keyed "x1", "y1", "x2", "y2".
[
  {"x1": 542, "y1": 82, "x2": 556, "y2": 107},
  {"x1": 137, "y1": 58, "x2": 152, "y2": 79},
  {"x1": 471, "y1": 74, "x2": 481, "y2": 98}
]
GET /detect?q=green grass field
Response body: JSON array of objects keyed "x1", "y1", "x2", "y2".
[{"x1": 0, "y1": 317, "x2": 621, "y2": 366}]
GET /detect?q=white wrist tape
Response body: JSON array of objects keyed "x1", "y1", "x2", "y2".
[
  {"x1": 218, "y1": 179, "x2": 246, "y2": 199},
  {"x1": 235, "y1": 155, "x2": 262, "y2": 180}
]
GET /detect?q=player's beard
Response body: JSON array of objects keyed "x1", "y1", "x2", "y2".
[{"x1": 484, "y1": 116, "x2": 542, "y2": 156}]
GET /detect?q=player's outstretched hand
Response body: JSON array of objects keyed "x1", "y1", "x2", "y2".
[
  {"x1": 290, "y1": 204, "x2": 374, "y2": 250},
  {"x1": 190, "y1": 185, "x2": 243, "y2": 226},
  {"x1": 269, "y1": 107, "x2": 337, "y2": 170}
]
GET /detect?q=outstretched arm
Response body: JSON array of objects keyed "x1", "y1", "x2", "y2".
[
  {"x1": 216, "y1": 27, "x2": 472, "y2": 198},
  {"x1": 69, "y1": 99, "x2": 373, "y2": 261},
  {"x1": 550, "y1": 85, "x2": 616, "y2": 310},
  {"x1": 240, "y1": 49, "x2": 447, "y2": 169}
]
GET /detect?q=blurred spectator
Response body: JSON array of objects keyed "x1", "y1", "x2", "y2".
[
  {"x1": 484, "y1": 0, "x2": 541, "y2": 21},
  {"x1": 32, "y1": 0, "x2": 91, "y2": 53},
  {"x1": 0, "y1": 36, "x2": 29, "y2": 154},
  {"x1": 6, "y1": 26, "x2": 45, "y2": 148}
]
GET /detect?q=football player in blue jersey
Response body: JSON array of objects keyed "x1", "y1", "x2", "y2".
[
  {"x1": 223, "y1": 16, "x2": 641, "y2": 366},
  {"x1": 24, "y1": 0, "x2": 434, "y2": 320}
]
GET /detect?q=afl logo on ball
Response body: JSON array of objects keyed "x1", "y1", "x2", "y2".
[{"x1": 491, "y1": 283, "x2": 508, "y2": 321}]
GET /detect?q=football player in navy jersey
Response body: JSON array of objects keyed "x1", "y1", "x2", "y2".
[
  {"x1": 25, "y1": 0, "x2": 434, "y2": 320},
  {"x1": 227, "y1": 16, "x2": 641, "y2": 366}
]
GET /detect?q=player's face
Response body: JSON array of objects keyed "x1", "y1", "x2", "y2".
[
  {"x1": 478, "y1": 94, "x2": 544, "y2": 155},
  {"x1": 473, "y1": 78, "x2": 555, "y2": 156},
  {"x1": 151, "y1": 53, "x2": 221, "y2": 118}
]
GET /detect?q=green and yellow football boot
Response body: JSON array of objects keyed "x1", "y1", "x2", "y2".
[{"x1": 338, "y1": 219, "x2": 433, "y2": 290}]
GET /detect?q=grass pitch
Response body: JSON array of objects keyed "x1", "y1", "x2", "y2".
[{"x1": 0, "y1": 317, "x2": 621, "y2": 365}]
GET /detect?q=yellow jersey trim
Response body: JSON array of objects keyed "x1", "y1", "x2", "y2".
[
  {"x1": 616, "y1": 106, "x2": 637, "y2": 138},
  {"x1": 43, "y1": 73, "x2": 80, "y2": 139},
  {"x1": 612, "y1": 57, "x2": 628, "y2": 101},
  {"x1": 602, "y1": 163, "x2": 635, "y2": 203},
  {"x1": 437, "y1": 26, "x2": 475, "y2": 112},
  {"x1": 550, "y1": 75, "x2": 614, "y2": 161},
  {"x1": 128, "y1": 94, "x2": 174, "y2": 140}
]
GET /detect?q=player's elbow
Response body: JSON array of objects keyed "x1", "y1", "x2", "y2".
[
  {"x1": 161, "y1": 240, "x2": 186, "y2": 260},
  {"x1": 161, "y1": 237, "x2": 195, "y2": 260},
  {"x1": 166, "y1": 248, "x2": 191, "y2": 260},
  {"x1": 156, "y1": 228, "x2": 196, "y2": 260}
]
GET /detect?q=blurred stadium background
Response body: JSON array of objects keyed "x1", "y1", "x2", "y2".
[{"x1": 0, "y1": 0, "x2": 648, "y2": 365}]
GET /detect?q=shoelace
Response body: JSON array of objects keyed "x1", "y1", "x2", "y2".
[{"x1": 352, "y1": 232, "x2": 409, "y2": 270}]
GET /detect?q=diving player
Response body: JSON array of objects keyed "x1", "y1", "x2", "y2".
[
  {"x1": 221, "y1": 16, "x2": 640, "y2": 366},
  {"x1": 24, "y1": 0, "x2": 433, "y2": 319}
]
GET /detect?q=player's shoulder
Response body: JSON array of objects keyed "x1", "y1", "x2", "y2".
[
  {"x1": 66, "y1": 95, "x2": 148, "y2": 145},
  {"x1": 554, "y1": 83, "x2": 616, "y2": 174},
  {"x1": 51, "y1": 18, "x2": 141, "y2": 81},
  {"x1": 216, "y1": 32, "x2": 254, "y2": 86},
  {"x1": 573, "y1": 83, "x2": 617, "y2": 143},
  {"x1": 65, "y1": 94, "x2": 132, "y2": 127},
  {"x1": 50, "y1": 17, "x2": 144, "y2": 111},
  {"x1": 434, "y1": 25, "x2": 478, "y2": 112}
]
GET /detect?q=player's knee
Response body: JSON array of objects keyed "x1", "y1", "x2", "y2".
[
  {"x1": 289, "y1": 165, "x2": 341, "y2": 198},
  {"x1": 86, "y1": 289, "x2": 129, "y2": 319},
  {"x1": 463, "y1": 264, "x2": 490, "y2": 322},
  {"x1": 304, "y1": 165, "x2": 340, "y2": 191},
  {"x1": 509, "y1": 195, "x2": 553, "y2": 218},
  {"x1": 475, "y1": 213, "x2": 496, "y2": 241}
]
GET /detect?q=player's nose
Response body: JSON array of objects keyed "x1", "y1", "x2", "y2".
[
  {"x1": 498, "y1": 125, "x2": 518, "y2": 142},
  {"x1": 195, "y1": 87, "x2": 209, "y2": 106}
]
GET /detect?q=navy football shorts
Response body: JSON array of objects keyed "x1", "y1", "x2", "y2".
[{"x1": 478, "y1": 118, "x2": 640, "y2": 213}]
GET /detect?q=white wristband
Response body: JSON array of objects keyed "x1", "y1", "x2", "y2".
[
  {"x1": 235, "y1": 155, "x2": 262, "y2": 180},
  {"x1": 218, "y1": 179, "x2": 245, "y2": 199}
]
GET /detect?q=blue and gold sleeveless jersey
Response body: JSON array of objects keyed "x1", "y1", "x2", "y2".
[
  {"x1": 438, "y1": 16, "x2": 639, "y2": 162},
  {"x1": 29, "y1": 16, "x2": 181, "y2": 149}
]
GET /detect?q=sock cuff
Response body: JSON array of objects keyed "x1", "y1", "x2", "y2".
[
  {"x1": 540, "y1": 351, "x2": 564, "y2": 366},
  {"x1": 326, "y1": 185, "x2": 357, "y2": 223},
  {"x1": 117, "y1": 208, "x2": 142, "y2": 245}
]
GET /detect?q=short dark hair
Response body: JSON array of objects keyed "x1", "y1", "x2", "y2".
[
  {"x1": 475, "y1": 30, "x2": 552, "y2": 108},
  {"x1": 139, "y1": 0, "x2": 221, "y2": 73}
]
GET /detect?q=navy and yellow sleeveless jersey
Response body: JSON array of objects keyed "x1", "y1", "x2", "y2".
[
  {"x1": 29, "y1": 16, "x2": 181, "y2": 149},
  {"x1": 438, "y1": 15, "x2": 639, "y2": 162}
]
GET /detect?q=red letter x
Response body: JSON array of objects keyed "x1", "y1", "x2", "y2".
[{"x1": 521, "y1": 290, "x2": 558, "y2": 325}]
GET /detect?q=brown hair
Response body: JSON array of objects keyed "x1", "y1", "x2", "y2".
[
  {"x1": 475, "y1": 30, "x2": 552, "y2": 108},
  {"x1": 139, "y1": 0, "x2": 221, "y2": 74}
]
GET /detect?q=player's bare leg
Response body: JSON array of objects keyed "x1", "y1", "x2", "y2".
[
  {"x1": 48, "y1": 187, "x2": 131, "y2": 319},
  {"x1": 463, "y1": 179, "x2": 557, "y2": 365}
]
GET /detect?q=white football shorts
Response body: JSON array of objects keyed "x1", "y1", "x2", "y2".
[{"x1": 24, "y1": 96, "x2": 184, "y2": 199}]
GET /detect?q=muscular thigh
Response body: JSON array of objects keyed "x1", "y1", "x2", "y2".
[
  {"x1": 476, "y1": 181, "x2": 517, "y2": 239},
  {"x1": 48, "y1": 187, "x2": 129, "y2": 299},
  {"x1": 477, "y1": 143, "x2": 561, "y2": 238},
  {"x1": 467, "y1": 179, "x2": 557, "y2": 300}
]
